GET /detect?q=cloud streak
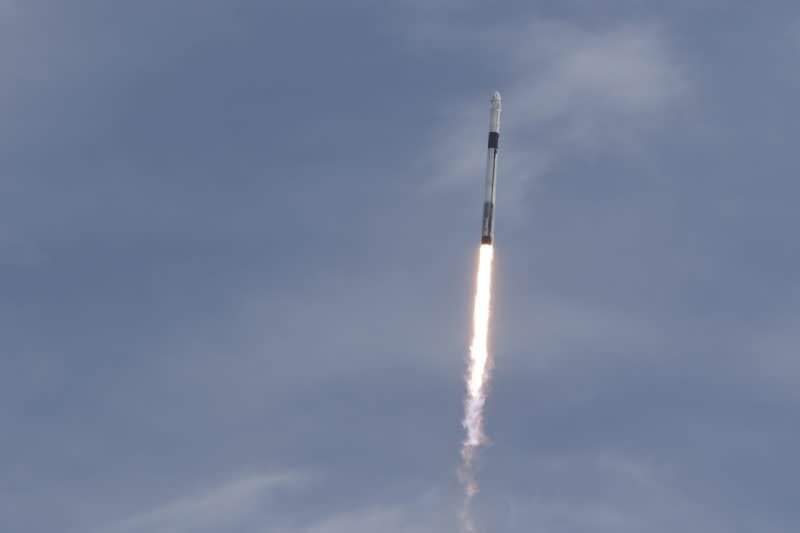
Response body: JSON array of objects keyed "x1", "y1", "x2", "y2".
[{"x1": 94, "y1": 472, "x2": 306, "y2": 533}]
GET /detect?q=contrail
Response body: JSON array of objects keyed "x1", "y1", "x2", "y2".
[{"x1": 459, "y1": 92, "x2": 501, "y2": 532}]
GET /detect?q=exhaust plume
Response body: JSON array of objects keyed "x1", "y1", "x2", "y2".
[{"x1": 459, "y1": 243, "x2": 495, "y2": 531}]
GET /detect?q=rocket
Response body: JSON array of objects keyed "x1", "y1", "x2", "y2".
[{"x1": 481, "y1": 91, "x2": 501, "y2": 245}]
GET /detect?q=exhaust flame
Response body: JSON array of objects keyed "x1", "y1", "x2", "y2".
[{"x1": 460, "y1": 243, "x2": 494, "y2": 531}]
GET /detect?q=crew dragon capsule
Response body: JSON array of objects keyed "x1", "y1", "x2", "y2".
[{"x1": 481, "y1": 91, "x2": 501, "y2": 245}]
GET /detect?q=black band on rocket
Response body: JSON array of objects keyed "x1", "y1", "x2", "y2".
[{"x1": 488, "y1": 132, "x2": 499, "y2": 149}]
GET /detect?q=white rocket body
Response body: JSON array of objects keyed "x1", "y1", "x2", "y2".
[{"x1": 481, "y1": 92, "x2": 501, "y2": 245}]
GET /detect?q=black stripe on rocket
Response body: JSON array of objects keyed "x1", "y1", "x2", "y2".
[{"x1": 488, "y1": 132, "x2": 499, "y2": 149}]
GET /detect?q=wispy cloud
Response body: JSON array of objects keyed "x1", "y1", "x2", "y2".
[
  {"x1": 94, "y1": 472, "x2": 306, "y2": 533},
  {"x1": 489, "y1": 452, "x2": 752, "y2": 533},
  {"x1": 302, "y1": 504, "x2": 441, "y2": 533},
  {"x1": 735, "y1": 317, "x2": 800, "y2": 399},
  {"x1": 94, "y1": 473, "x2": 450, "y2": 533},
  {"x1": 415, "y1": 17, "x2": 687, "y2": 218}
]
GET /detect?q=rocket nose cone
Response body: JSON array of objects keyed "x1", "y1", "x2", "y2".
[{"x1": 491, "y1": 91, "x2": 501, "y2": 101}]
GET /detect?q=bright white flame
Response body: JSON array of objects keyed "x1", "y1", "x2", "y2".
[
  {"x1": 459, "y1": 243, "x2": 494, "y2": 532},
  {"x1": 464, "y1": 244, "x2": 494, "y2": 444}
]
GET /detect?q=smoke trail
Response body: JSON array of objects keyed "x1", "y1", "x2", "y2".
[{"x1": 459, "y1": 243, "x2": 494, "y2": 531}]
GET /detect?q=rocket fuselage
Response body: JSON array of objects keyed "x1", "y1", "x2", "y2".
[{"x1": 481, "y1": 92, "x2": 501, "y2": 245}]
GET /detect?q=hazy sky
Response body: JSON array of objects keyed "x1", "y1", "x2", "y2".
[{"x1": 2, "y1": 1, "x2": 800, "y2": 532}]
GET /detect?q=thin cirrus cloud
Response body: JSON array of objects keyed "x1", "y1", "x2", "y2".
[
  {"x1": 93, "y1": 472, "x2": 307, "y2": 533},
  {"x1": 94, "y1": 472, "x2": 449, "y2": 533}
]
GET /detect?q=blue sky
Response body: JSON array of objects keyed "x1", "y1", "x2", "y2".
[{"x1": 2, "y1": 1, "x2": 800, "y2": 532}]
